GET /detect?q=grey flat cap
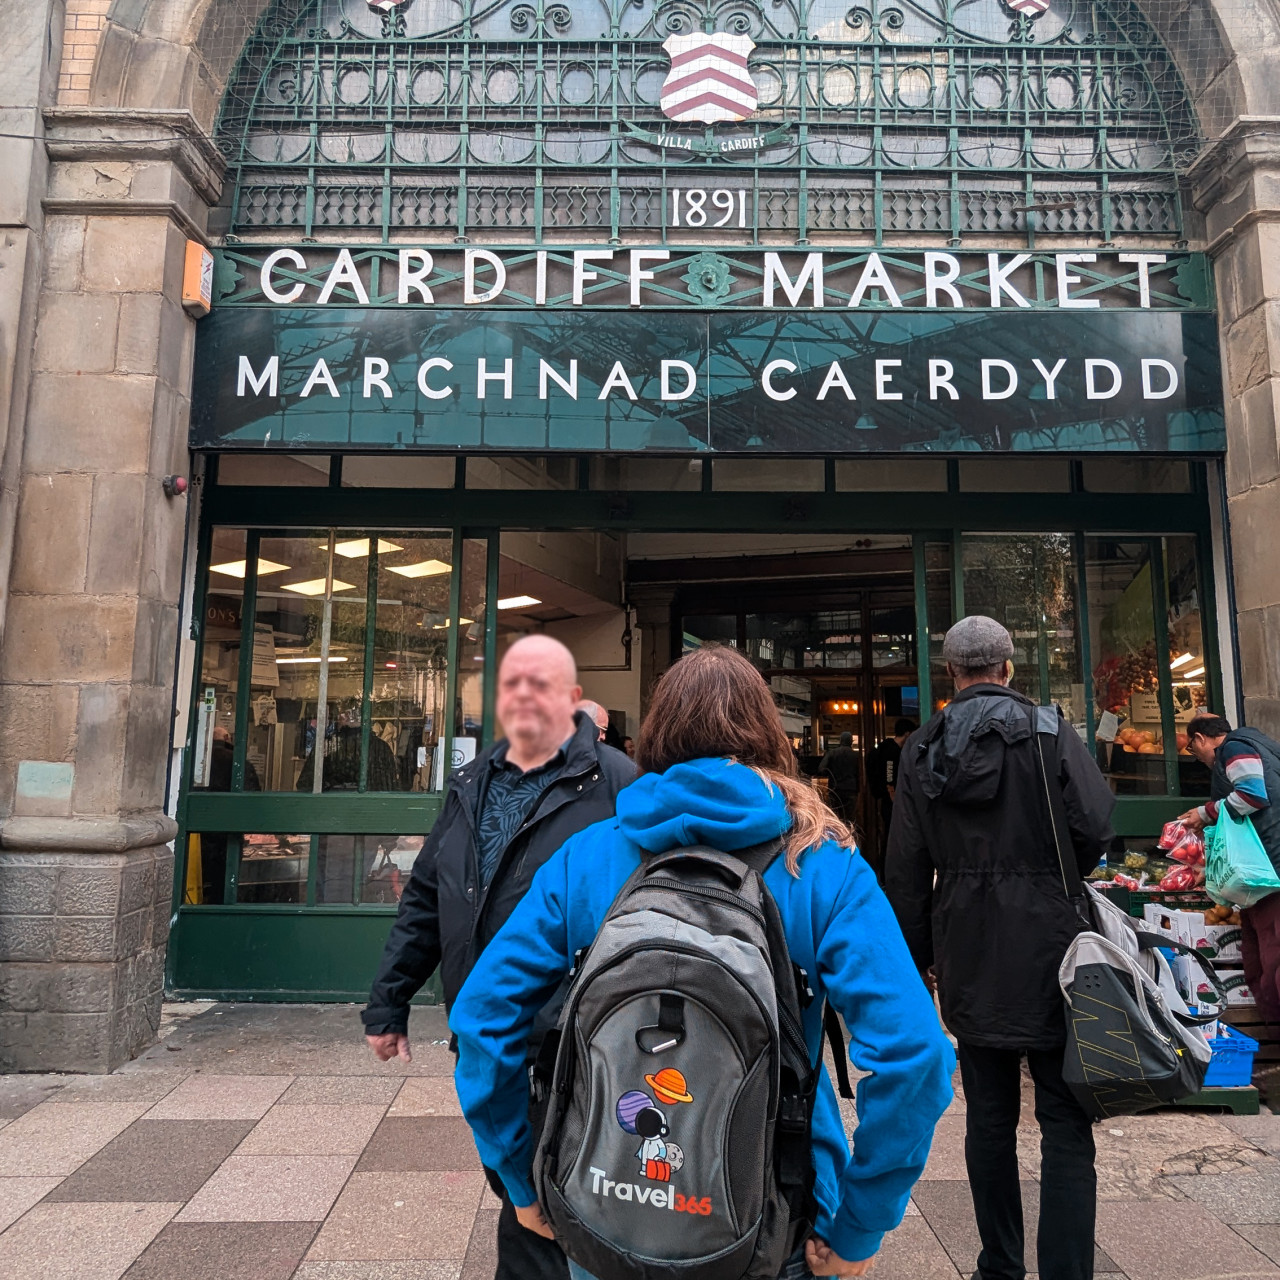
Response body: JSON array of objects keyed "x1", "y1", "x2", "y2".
[{"x1": 942, "y1": 616, "x2": 1014, "y2": 669}]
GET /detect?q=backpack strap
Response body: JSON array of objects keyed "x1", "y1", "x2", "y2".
[
  {"x1": 1027, "y1": 704, "x2": 1093, "y2": 934},
  {"x1": 1133, "y1": 932, "x2": 1231, "y2": 1026},
  {"x1": 823, "y1": 1003, "x2": 854, "y2": 1100}
]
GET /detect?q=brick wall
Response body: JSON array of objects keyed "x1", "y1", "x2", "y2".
[{"x1": 58, "y1": 0, "x2": 111, "y2": 105}]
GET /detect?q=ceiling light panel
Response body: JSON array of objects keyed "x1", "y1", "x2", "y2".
[
  {"x1": 497, "y1": 595, "x2": 542, "y2": 609},
  {"x1": 280, "y1": 578, "x2": 357, "y2": 596},
  {"x1": 387, "y1": 559, "x2": 452, "y2": 578},
  {"x1": 209, "y1": 558, "x2": 291, "y2": 578}
]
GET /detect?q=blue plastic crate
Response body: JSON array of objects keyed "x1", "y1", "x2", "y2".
[{"x1": 1203, "y1": 1025, "x2": 1259, "y2": 1088}]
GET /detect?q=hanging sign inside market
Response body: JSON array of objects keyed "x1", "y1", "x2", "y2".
[
  {"x1": 209, "y1": 247, "x2": 1212, "y2": 312},
  {"x1": 190, "y1": 306, "x2": 1225, "y2": 455}
]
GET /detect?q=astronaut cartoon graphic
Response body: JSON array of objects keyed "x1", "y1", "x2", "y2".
[{"x1": 615, "y1": 1069, "x2": 694, "y2": 1182}]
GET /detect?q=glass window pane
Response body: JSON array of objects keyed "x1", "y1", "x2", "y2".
[
  {"x1": 589, "y1": 457, "x2": 703, "y2": 491},
  {"x1": 218, "y1": 455, "x2": 330, "y2": 486},
  {"x1": 250, "y1": 533, "x2": 368, "y2": 792},
  {"x1": 467, "y1": 456, "x2": 578, "y2": 489},
  {"x1": 1165, "y1": 535, "x2": 1212, "y2": 797},
  {"x1": 925, "y1": 542, "x2": 954, "y2": 711},
  {"x1": 237, "y1": 833, "x2": 310, "y2": 903},
  {"x1": 961, "y1": 535, "x2": 1082, "y2": 720},
  {"x1": 1081, "y1": 459, "x2": 1191, "y2": 493},
  {"x1": 192, "y1": 528, "x2": 248, "y2": 793},
  {"x1": 870, "y1": 604, "x2": 916, "y2": 670},
  {"x1": 745, "y1": 611, "x2": 862, "y2": 671},
  {"x1": 682, "y1": 615, "x2": 737, "y2": 651},
  {"x1": 455, "y1": 538, "x2": 489, "y2": 751},
  {"x1": 342, "y1": 456, "x2": 456, "y2": 488},
  {"x1": 1086, "y1": 539, "x2": 1166, "y2": 795},
  {"x1": 359, "y1": 835, "x2": 425, "y2": 905},
  {"x1": 374, "y1": 533, "x2": 457, "y2": 792},
  {"x1": 957, "y1": 459, "x2": 1071, "y2": 493},
  {"x1": 711, "y1": 459, "x2": 825, "y2": 492},
  {"x1": 835, "y1": 459, "x2": 948, "y2": 492}
]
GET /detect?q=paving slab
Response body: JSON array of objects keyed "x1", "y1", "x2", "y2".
[
  {"x1": 236, "y1": 1104, "x2": 387, "y2": 1156},
  {"x1": 280, "y1": 1077, "x2": 405, "y2": 1106},
  {"x1": 459, "y1": 1206, "x2": 500, "y2": 1280},
  {"x1": 306, "y1": 1171, "x2": 485, "y2": 1261},
  {"x1": 1169, "y1": 1160, "x2": 1280, "y2": 1224},
  {"x1": 0, "y1": 1102, "x2": 148, "y2": 1176},
  {"x1": 176, "y1": 1154, "x2": 358, "y2": 1222},
  {"x1": 872, "y1": 1216, "x2": 962, "y2": 1278},
  {"x1": 1234, "y1": 1224, "x2": 1280, "y2": 1266},
  {"x1": 1096, "y1": 1199, "x2": 1280, "y2": 1280},
  {"x1": 144, "y1": 1074, "x2": 292, "y2": 1120},
  {"x1": 0, "y1": 1177, "x2": 62, "y2": 1232},
  {"x1": 296, "y1": 1263, "x2": 462, "y2": 1279},
  {"x1": 0, "y1": 1077, "x2": 64, "y2": 1119},
  {"x1": 390, "y1": 1077, "x2": 464, "y2": 1117},
  {"x1": 0, "y1": 1201, "x2": 180, "y2": 1280},
  {"x1": 121, "y1": 1221, "x2": 319, "y2": 1280},
  {"x1": 43, "y1": 1120, "x2": 254, "y2": 1203},
  {"x1": 356, "y1": 1116, "x2": 482, "y2": 1172},
  {"x1": 911, "y1": 1178, "x2": 1115, "y2": 1275},
  {"x1": 1220, "y1": 1113, "x2": 1280, "y2": 1157},
  {"x1": 42, "y1": 1076, "x2": 183, "y2": 1108}
]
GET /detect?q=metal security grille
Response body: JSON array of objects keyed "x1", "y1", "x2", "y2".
[{"x1": 215, "y1": 0, "x2": 1199, "y2": 244}]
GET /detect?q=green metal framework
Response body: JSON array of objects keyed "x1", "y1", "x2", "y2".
[{"x1": 214, "y1": 0, "x2": 1200, "y2": 244}]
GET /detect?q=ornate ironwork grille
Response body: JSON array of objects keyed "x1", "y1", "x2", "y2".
[{"x1": 214, "y1": 0, "x2": 1199, "y2": 244}]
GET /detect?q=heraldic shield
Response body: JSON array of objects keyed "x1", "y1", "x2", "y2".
[{"x1": 659, "y1": 33, "x2": 758, "y2": 124}]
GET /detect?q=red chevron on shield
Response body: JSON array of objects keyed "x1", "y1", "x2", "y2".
[{"x1": 659, "y1": 33, "x2": 758, "y2": 125}]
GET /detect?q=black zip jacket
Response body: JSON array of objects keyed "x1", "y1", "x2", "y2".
[
  {"x1": 885, "y1": 684, "x2": 1115, "y2": 1050},
  {"x1": 361, "y1": 711, "x2": 638, "y2": 1035}
]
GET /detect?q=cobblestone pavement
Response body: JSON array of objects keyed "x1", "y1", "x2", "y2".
[{"x1": 2, "y1": 1003, "x2": 1279, "y2": 1279}]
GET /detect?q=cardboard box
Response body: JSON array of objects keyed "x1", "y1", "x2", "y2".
[
  {"x1": 1204, "y1": 924, "x2": 1244, "y2": 965},
  {"x1": 1214, "y1": 969, "x2": 1256, "y2": 1006}
]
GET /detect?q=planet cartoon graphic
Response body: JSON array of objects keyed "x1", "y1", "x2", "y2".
[
  {"x1": 616, "y1": 1089, "x2": 655, "y2": 1134},
  {"x1": 645, "y1": 1067, "x2": 694, "y2": 1106},
  {"x1": 665, "y1": 1143, "x2": 685, "y2": 1172}
]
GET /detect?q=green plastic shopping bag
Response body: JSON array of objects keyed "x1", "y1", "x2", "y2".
[{"x1": 1205, "y1": 809, "x2": 1280, "y2": 908}]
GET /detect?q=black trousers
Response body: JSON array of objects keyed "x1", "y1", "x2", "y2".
[
  {"x1": 957, "y1": 1042, "x2": 1097, "y2": 1280},
  {"x1": 485, "y1": 1167, "x2": 568, "y2": 1280}
]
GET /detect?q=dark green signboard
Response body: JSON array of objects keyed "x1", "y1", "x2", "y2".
[{"x1": 191, "y1": 308, "x2": 1224, "y2": 454}]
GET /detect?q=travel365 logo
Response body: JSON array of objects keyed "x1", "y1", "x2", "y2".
[{"x1": 586, "y1": 1068, "x2": 714, "y2": 1215}]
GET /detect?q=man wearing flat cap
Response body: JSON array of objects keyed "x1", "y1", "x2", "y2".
[{"x1": 886, "y1": 616, "x2": 1114, "y2": 1280}]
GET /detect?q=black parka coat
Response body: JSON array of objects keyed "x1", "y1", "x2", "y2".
[
  {"x1": 885, "y1": 684, "x2": 1115, "y2": 1050},
  {"x1": 362, "y1": 711, "x2": 637, "y2": 1035}
]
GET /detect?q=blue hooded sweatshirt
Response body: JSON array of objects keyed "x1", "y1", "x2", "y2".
[{"x1": 451, "y1": 757, "x2": 955, "y2": 1265}]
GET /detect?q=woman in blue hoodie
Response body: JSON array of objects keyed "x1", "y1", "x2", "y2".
[{"x1": 451, "y1": 645, "x2": 955, "y2": 1278}]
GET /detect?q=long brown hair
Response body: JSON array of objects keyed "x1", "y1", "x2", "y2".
[{"x1": 637, "y1": 645, "x2": 855, "y2": 873}]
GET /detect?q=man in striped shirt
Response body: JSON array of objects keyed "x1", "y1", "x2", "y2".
[{"x1": 1180, "y1": 715, "x2": 1280, "y2": 1019}]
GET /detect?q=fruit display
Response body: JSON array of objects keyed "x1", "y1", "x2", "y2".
[
  {"x1": 1114, "y1": 726, "x2": 1162, "y2": 754},
  {"x1": 1204, "y1": 903, "x2": 1243, "y2": 926},
  {"x1": 1094, "y1": 642, "x2": 1161, "y2": 711}
]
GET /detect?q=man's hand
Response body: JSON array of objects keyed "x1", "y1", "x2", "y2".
[
  {"x1": 1177, "y1": 808, "x2": 1207, "y2": 832},
  {"x1": 806, "y1": 1236, "x2": 875, "y2": 1276},
  {"x1": 514, "y1": 1201, "x2": 555, "y2": 1239},
  {"x1": 922, "y1": 965, "x2": 938, "y2": 995},
  {"x1": 366, "y1": 1032, "x2": 412, "y2": 1063}
]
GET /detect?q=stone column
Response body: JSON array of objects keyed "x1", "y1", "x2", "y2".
[
  {"x1": 1191, "y1": 119, "x2": 1280, "y2": 738},
  {"x1": 0, "y1": 108, "x2": 222, "y2": 1071}
]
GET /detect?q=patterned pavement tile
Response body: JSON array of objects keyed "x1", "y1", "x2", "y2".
[
  {"x1": 280, "y1": 1077, "x2": 405, "y2": 1106},
  {"x1": 0, "y1": 1201, "x2": 180, "y2": 1280},
  {"x1": 1233, "y1": 1224, "x2": 1280, "y2": 1266},
  {"x1": 459, "y1": 1206, "x2": 499, "y2": 1280},
  {"x1": 144, "y1": 1075, "x2": 292, "y2": 1121},
  {"x1": 121, "y1": 1221, "x2": 319, "y2": 1280},
  {"x1": 356, "y1": 1117, "x2": 481, "y2": 1172},
  {"x1": 912, "y1": 1179, "x2": 1116, "y2": 1275},
  {"x1": 0, "y1": 1077, "x2": 64, "y2": 1120},
  {"x1": 0, "y1": 1178, "x2": 62, "y2": 1233},
  {"x1": 236, "y1": 1105, "x2": 386, "y2": 1156},
  {"x1": 306, "y1": 1171, "x2": 485, "y2": 1261},
  {"x1": 176, "y1": 1154, "x2": 358, "y2": 1222},
  {"x1": 294, "y1": 1263, "x2": 462, "y2": 1279},
  {"x1": 0, "y1": 1103, "x2": 148, "y2": 1177},
  {"x1": 872, "y1": 1217, "x2": 962, "y2": 1278},
  {"x1": 43, "y1": 1120, "x2": 254, "y2": 1203},
  {"x1": 389, "y1": 1078, "x2": 463, "y2": 1117},
  {"x1": 1168, "y1": 1160, "x2": 1280, "y2": 1224},
  {"x1": 1096, "y1": 1199, "x2": 1280, "y2": 1280},
  {"x1": 43, "y1": 1076, "x2": 183, "y2": 1109}
]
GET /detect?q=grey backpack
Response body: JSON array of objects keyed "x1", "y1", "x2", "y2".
[{"x1": 533, "y1": 842, "x2": 849, "y2": 1280}]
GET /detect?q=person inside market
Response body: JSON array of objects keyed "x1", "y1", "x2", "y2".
[
  {"x1": 885, "y1": 616, "x2": 1116, "y2": 1280},
  {"x1": 1178, "y1": 714, "x2": 1280, "y2": 1021},
  {"x1": 296, "y1": 703, "x2": 399, "y2": 792},
  {"x1": 362, "y1": 634, "x2": 637, "y2": 1280},
  {"x1": 818, "y1": 730, "x2": 861, "y2": 826},
  {"x1": 450, "y1": 643, "x2": 955, "y2": 1280},
  {"x1": 867, "y1": 717, "x2": 915, "y2": 865},
  {"x1": 196, "y1": 725, "x2": 260, "y2": 903},
  {"x1": 622, "y1": 734, "x2": 635, "y2": 759}
]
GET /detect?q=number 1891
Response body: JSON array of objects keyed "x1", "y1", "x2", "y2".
[{"x1": 670, "y1": 189, "x2": 747, "y2": 228}]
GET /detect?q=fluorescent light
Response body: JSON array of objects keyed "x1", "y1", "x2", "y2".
[
  {"x1": 210, "y1": 558, "x2": 290, "y2": 578},
  {"x1": 1170, "y1": 652, "x2": 1196, "y2": 670},
  {"x1": 275, "y1": 655, "x2": 350, "y2": 664},
  {"x1": 1184, "y1": 665, "x2": 1205, "y2": 678},
  {"x1": 320, "y1": 538, "x2": 404, "y2": 558},
  {"x1": 387, "y1": 559, "x2": 452, "y2": 578},
  {"x1": 498, "y1": 594, "x2": 542, "y2": 609},
  {"x1": 432, "y1": 617, "x2": 474, "y2": 629},
  {"x1": 280, "y1": 578, "x2": 357, "y2": 596}
]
